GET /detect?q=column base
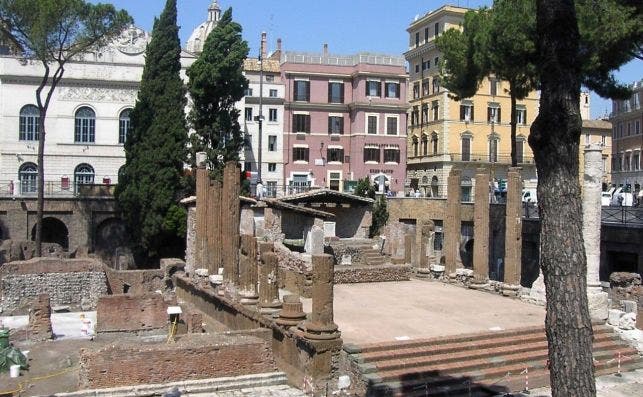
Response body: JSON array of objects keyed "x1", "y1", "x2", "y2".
[
  {"x1": 299, "y1": 321, "x2": 340, "y2": 340},
  {"x1": 259, "y1": 300, "x2": 282, "y2": 314}
]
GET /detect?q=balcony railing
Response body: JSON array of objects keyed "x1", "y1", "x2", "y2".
[
  {"x1": 0, "y1": 180, "x2": 116, "y2": 198},
  {"x1": 408, "y1": 152, "x2": 535, "y2": 165}
]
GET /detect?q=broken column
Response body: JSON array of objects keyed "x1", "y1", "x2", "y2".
[
  {"x1": 504, "y1": 167, "x2": 522, "y2": 285},
  {"x1": 222, "y1": 161, "x2": 241, "y2": 285},
  {"x1": 444, "y1": 168, "x2": 462, "y2": 275},
  {"x1": 238, "y1": 234, "x2": 259, "y2": 305},
  {"x1": 258, "y1": 242, "x2": 282, "y2": 313},
  {"x1": 300, "y1": 254, "x2": 340, "y2": 340},
  {"x1": 473, "y1": 168, "x2": 490, "y2": 280},
  {"x1": 583, "y1": 144, "x2": 609, "y2": 321},
  {"x1": 404, "y1": 233, "x2": 414, "y2": 265},
  {"x1": 276, "y1": 294, "x2": 307, "y2": 327},
  {"x1": 195, "y1": 162, "x2": 208, "y2": 269},
  {"x1": 29, "y1": 294, "x2": 53, "y2": 341}
]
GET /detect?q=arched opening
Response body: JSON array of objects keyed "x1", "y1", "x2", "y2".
[
  {"x1": 19, "y1": 162, "x2": 38, "y2": 195},
  {"x1": 31, "y1": 217, "x2": 69, "y2": 249},
  {"x1": 118, "y1": 109, "x2": 132, "y2": 144},
  {"x1": 74, "y1": 163, "x2": 94, "y2": 194},
  {"x1": 75, "y1": 106, "x2": 96, "y2": 143},
  {"x1": 19, "y1": 105, "x2": 40, "y2": 141},
  {"x1": 94, "y1": 218, "x2": 129, "y2": 257}
]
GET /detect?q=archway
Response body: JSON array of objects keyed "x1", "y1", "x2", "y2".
[
  {"x1": 31, "y1": 217, "x2": 69, "y2": 249},
  {"x1": 94, "y1": 218, "x2": 129, "y2": 255}
]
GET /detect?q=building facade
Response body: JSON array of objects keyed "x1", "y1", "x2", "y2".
[
  {"x1": 281, "y1": 48, "x2": 408, "y2": 195},
  {"x1": 404, "y1": 5, "x2": 540, "y2": 199},
  {"x1": 610, "y1": 79, "x2": 642, "y2": 192}
]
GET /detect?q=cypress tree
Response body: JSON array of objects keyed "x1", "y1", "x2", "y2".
[
  {"x1": 115, "y1": 0, "x2": 188, "y2": 260},
  {"x1": 187, "y1": 8, "x2": 248, "y2": 175}
]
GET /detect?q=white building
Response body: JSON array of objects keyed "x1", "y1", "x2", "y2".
[{"x1": 0, "y1": 0, "x2": 284, "y2": 198}]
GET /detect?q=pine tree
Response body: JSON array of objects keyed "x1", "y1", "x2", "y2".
[
  {"x1": 187, "y1": 8, "x2": 248, "y2": 176},
  {"x1": 115, "y1": 0, "x2": 188, "y2": 260}
]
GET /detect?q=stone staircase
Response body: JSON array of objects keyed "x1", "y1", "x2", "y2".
[
  {"x1": 344, "y1": 324, "x2": 643, "y2": 396},
  {"x1": 336, "y1": 239, "x2": 387, "y2": 266}
]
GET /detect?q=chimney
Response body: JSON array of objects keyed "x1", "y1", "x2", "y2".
[
  {"x1": 270, "y1": 38, "x2": 283, "y2": 60},
  {"x1": 323, "y1": 43, "x2": 328, "y2": 57},
  {"x1": 277, "y1": 38, "x2": 282, "y2": 52},
  {"x1": 261, "y1": 32, "x2": 267, "y2": 60}
]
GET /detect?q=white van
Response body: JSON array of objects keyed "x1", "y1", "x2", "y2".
[
  {"x1": 610, "y1": 187, "x2": 634, "y2": 207},
  {"x1": 522, "y1": 189, "x2": 537, "y2": 204}
]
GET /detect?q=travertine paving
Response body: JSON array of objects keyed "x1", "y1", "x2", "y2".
[{"x1": 189, "y1": 385, "x2": 307, "y2": 396}]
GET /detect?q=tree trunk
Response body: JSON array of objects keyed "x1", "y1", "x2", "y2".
[
  {"x1": 510, "y1": 83, "x2": 517, "y2": 167},
  {"x1": 35, "y1": 109, "x2": 46, "y2": 257},
  {"x1": 529, "y1": 1, "x2": 596, "y2": 396}
]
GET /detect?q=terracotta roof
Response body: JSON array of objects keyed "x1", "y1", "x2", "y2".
[
  {"x1": 582, "y1": 119, "x2": 612, "y2": 129},
  {"x1": 279, "y1": 188, "x2": 375, "y2": 205},
  {"x1": 263, "y1": 198, "x2": 335, "y2": 219}
]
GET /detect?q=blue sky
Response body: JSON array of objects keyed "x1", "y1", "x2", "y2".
[{"x1": 98, "y1": 0, "x2": 640, "y2": 119}]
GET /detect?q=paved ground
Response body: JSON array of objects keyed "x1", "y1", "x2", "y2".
[
  {"x1": 1, "y1": 311, "x2": 97, "y2": 340},
  {"x1": 187, "y1": 384, "x2": 307, "y2": 396},
  {"x1": 513, "y1": 368, "x2": 643, "y2": 396},
  {"x1": 297, "y1": 280, "x2": 546, "y2": 344}
]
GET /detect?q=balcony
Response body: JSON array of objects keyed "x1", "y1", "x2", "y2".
[
  {"x1": 407, "y1": 152, "x2": 535, "y2": 165},
  {"x1": 0, "y1": 180, "x2": 116, "y2": 199}
]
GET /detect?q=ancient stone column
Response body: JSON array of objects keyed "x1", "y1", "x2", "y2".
[
  {"x1": 209, "y1": 180, "x2": 222, "y2": 274},
  {"x1": 404, "y1": 233, "x2": 414, "y2": 265},
  {"x1": 184, "y1": 205, "x2": 196, "y2": 275},
  {"x1": 195, "y1": 166, "x2": 208, "y2": 268},
  {"x1": 473, "y1": 168, "x2": 490, "y2": 279},
  {"x1": 276, "y1": 294, "x2": 307, "y2": 327},
  {"x1": 222, "y1": 162, "x2": 241, "y2": 285},
  {"x1": 504, "y1": 167, "x2": 522, "y2": 285},
  {"x1": 238, "y1": 234, "x2": 259, "y2": 305},
  {"x1": 258, "y1": 242, "x2": 281, "y2": 313},
  {"x1": 29, "y1": 294, "x2": 53, "y2": 341},
  {"x1": 419, "y1": 220, "x2": 434, "y2": 268},
  {"x1": 583, "y1": 144, "x2": 608, "y2": 320},
  {"x1": 444, "y1": 168, "x2": 462, "y2": 275},
  {"x1": 300, "y1": 254, "x2": 340, "y2": 340}
]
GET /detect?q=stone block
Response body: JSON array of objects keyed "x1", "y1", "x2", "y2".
[
  {"x1": 608, "y1": 309, "x2": 624, "y2": 326},
  {"x1": 588, "y1": 290, "x2": 609, "y2": 321},
  {"x1": 622, "y1": 300, "x2": 638, "y2": 313},
  {"x1": 28, "y1": 294, "x2": 53, "y2": 341},
  {"x1": 618, "y1": 312, "x2": 636, "y2": 330}
]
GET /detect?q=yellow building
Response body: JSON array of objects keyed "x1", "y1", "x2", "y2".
[
  {"x1": 404, "y1": 5, "x2": 540, "y2": 198},
  {"x1": 610, "y1": 80, "x2": 642, "y2": 192}
]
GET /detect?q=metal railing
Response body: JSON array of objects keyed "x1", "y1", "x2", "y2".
[
  {"x1": 522, "y1": 202, "x2": 643, "y2": 226},
  {"x1": 0, "y1": 180, "x2": 115, "y2": 198}
]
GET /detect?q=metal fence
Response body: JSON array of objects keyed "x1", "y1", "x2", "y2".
[
  {"x1": 0, "y1": 180, "x2": 115, "y2": 198},
  {"x1": 522, "y1": 202, "x2": 643, "y2": 227}
]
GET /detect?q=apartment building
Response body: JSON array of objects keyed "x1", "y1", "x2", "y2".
[
  {"x1": 610, "y1": 79, "x2": 643, "y2": 192},
  {"x1": 404, "y1": 5, "x2": 540, "y2": 198},
  {"x1": 281, "y1": 47, "x2": 408, "y2": 194}
]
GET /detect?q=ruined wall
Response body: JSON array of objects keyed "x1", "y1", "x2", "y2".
[
  {"x1": 78, "y1": 333, "x2": 277, "y2": 389},
  {"x1": 274, "y1": 242, "x2": 312, "y2": 298},
  {"x1": 0, "y1": 258, "x2": 108, "y2": 314},
  {"x1": 103, "y1": 266, "x2": 165, "y2": 295},
  {"x1": 387, "y1": 198, "x2": 474, "y2": 223},
  {"x1": 281, "y1": 211, "x2": 315, "y2": 240},
  {"x1": 334, "y1": 264, "x2": 411, "y2": 284},
  {"x1": 96, "y1": 294, "x2": 169, "y2": 333}
]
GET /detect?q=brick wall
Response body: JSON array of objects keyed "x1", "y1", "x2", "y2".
[
  {"x1": 0, "y1": 258, "x2": 108, "y2": 314},
  {"x1": 96, "y1": 294, "x2": 168, "y2": 332},
  {"x1": 103, "y1": 266, "x2": 165, "y2": 295},
  {"x1": 78, "y1": 333, "x2": 277, "y2": 389},
  {"x1": 334, "y1": 264, "x2": 411, "y2": 284}
]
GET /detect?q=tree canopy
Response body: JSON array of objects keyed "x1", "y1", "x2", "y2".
[
  {"x1": 115, "y1": 0, "x2": 188, "y2": 260},
  {"x1": 0, "y1": 0, "x2": 130, "y2": 256},
  {"x1": 187, "y1": 7, "x2": 248, "y2": 177}
]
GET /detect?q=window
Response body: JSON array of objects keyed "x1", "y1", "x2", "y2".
[
  {"x1": 118, "y1": 109, "x2": 131, "y2": 144},
  {"x1": 385, "y1": 82, "x2": 400, "y2": 99},
  {"x1": 422, "y1": 80, "x2": 430, "y2": 96},
  {"x1": 411, "y1": 107, "x2": 419, "y2": 126},
  {"x1": 624, "y1": 153, "x2": 630, "y2": 171},
  {"x1": 367, "y1": 115, "x2": 378, "y2": 134},
  {"x1": 268, "y1": 135, "x2": 277, "y2": 151},
  {"x1": 633, "y1": 152, "x2": 640, "y2": 171},
  {"x1": 488, "y1": 106, "x2": 501, "y2": 123},
  {"x1": 413, "y1": 83, "x2": 420, "y2": 99},
  {"x1": 433, "y1": 220, "x2": 443, "y2": 250},
  {"x1": 265, "y1": 74, "x2": 275, "y2": 82},
  {"x1": 366, "y1": 80, "x2": 381, "y2": 97},
  {"x1": 627, "y1": 122, "x2": 631, "y2": 136},
  {"x1": 490, "y1": 78, "x2": 498, "y2": 96},
  {"x1": 585, "y1": 133, "x2": 590, "y2": 145},
  {"x1": 19, "y1": 162, "x2": 38, "y2": 194},
  {"x1": 636, "y1": 120, "x2": 641, "y2": 135},
  {"x1": 601, "y1": 134, "x2": 606, "y2": 146},
  {"x1": 327, "y1": 147, "x2": 344, "y2": 163},
  {"x1": 74, "y1": 107, "x2": 95, "y2": 143},
  {"x1": 435, "y1": 22, "x2": 440, "y2": 36},
  {"x1": 293, "y1": 147, "x2": 309, "y2": 162},
  {"x1": 516, "y1": 139, "x2": 524, "y2": 163},
  {"x1": 364, "y1": 147, "x2": 380, "y2": 163},
  {"x1": 74, "y1": 163, "x2": 95, "y2": 187},
  {"x1": 432, "y1": 77, "x2": 440, "y2": 94},
  {"x1": 412, "y1": 137, "x2": 419, "y2": 157},
  {"x1": 421, "y1": 104, "x2": 429, "y2": 124},
  {"x1": 431, "y1": 133, "x2": 438, "y2": 155},
  {"x1": 422, "y1": 60, "x2": 428, "y2": 71},
  {"x1": 384, "y1": 148, "x2": 400, "y2": 163},
  {"x1": 460, "y1": 103, "x2": 474, "y2": 122},
  {"x1": 386, "y1": 116, "x2": 398, "y2": 135},
  {"x1": 516, "y1": 108, "x2": 527, "y2": 125},
  {"x1": 415, "y1": 32, "x2": 420, "y2": 47},
  {"x1": 290, "y1": 174, "x2": 310, "y2": 193},
  {"x1": 415, "y1": 64, "x2": 419, "y2": 73},
  {"x1": 489, "y1": 137, "x2": 499, "y2": 162},
  {"x1": 294, "y1": 80, "x2": 310, "y2": 101},
  {"x1": 462, "y1": 136, "x2": 471, "y2": 161},
  {"x1": 269, "y1": 89, "x2": 278, "y2": 97},
  {"x1": 245, "y1": 107, "x2": 253, "y2": 122},
  {"x1": 293, "y1": 114, "x2": 310, "y2": 133},
  {"x1": 328, "y1": 82, "x2": 344, "y2": 103},
  {"x1": 268, "y1": 163, "x2": 276, "y2": 172},
  {"x1": 422, "y1": 135, "x2": 428, "y2": 155},
  {"x1": 269, "y1": 108, "x2": 278, "y2": 122},
  {"x1": 19, "y1": 105, "x2": 39, "y2": 141},
  {"x1": 328, "y1": 116, "x2": 344, "y2": 134},
  {"x1": 244, "y1": 87, "x2": 253, "y2": 96},
  {"x1": 266, "y1": 181, "x2": 277, "y2": 197},
  {"x1": 432, "y1": 100, "x2": 439, "y2": 121},
  {"x1": 434, "y1": 57, "x2": 439, "y2": 68},
  {"x1": 244, "y1": 161, "x2": 252, "y2": 172},
  {"x1": 424, "y1": 27, "x2": 429, "y2": 42}
]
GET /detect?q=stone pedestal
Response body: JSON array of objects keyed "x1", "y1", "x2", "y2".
[
  {"x1": 444, "y1": 169, "x2": 462, "y2": 275},
  {"x1": 583, "y1": 144, "x2": 609, "y2": 321},
  {"x1": 300, "y1": 254, "x2": 340, "y2": 340},
  {"x1": 29, "y1": 294, "x2": 53, "y2": 341},
  {"x1": 504, "y1": 167, "x2": 522, "y2": 286},
  {"x1": 473, "y1": 168, "x2": 490, "y2": 280},
  {"x1": 258, "y1": 242, "x2": 281, "y2": 313},
  {"x1": 276, "y1": 294, "x2": 307, "y2": 327},
  {"x1": 239, "y1": 234, "x2": 259, "y2": 305}
]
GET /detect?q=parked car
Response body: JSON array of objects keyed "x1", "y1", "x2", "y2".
[
  {"x1": 601, "y1": 191, "x2": 613, "y2": 206},
  {"x1": 522, "y1": 189, "x2": 537, "y2": 204}
]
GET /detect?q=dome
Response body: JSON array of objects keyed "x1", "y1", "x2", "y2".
[{"x1": 186, "y1": 0, "x2": 221, "y2": 54}]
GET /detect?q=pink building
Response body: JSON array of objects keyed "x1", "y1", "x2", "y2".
[{"x1": 281, "y1": 48, "x2": 408, "y2": 195}]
